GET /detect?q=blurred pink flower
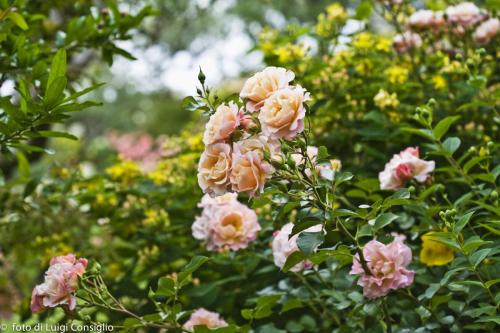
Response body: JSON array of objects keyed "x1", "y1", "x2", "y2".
[
  {"x1": 446, "y1": 2, "x2": 483, "y2": 27},
  {"x1": 393, "y1": 31, "x2": 422, "y2": 53},
  {"x1": 409, "y1": 10, "x2": 445, "y2": 30},
  {"x1": 272, "y1": 223, "x2": 323, "y2": 272},
  {"x1": 350, "y1": 234, "x2": 414, "y2": 299},
  {"x1": 183, "y1": 308, "x2": 228, "y2": 330},
  {"x1": 107, "y1": 131, "x2": 168, "y2": 172},
  {"x1": 379, "y1": 147, "x2": 435, "y2": 190},
  {"x1": 31, "y1": 254, "x2": 88, "y2": 313},
  {"x1": 192, "y1": 194, "x2": 260, "y2": 251},
  {"x1": 240, "y1": 66, "x2": 295, "y2": 113},
  {"x1": 473, "y1": 18, "x2": 499, "y2": 44}
]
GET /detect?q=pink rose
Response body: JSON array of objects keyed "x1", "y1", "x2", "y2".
[
  {"x1": 192, "y1": 194, "x2": 261, "y2": 251},
  {"x1": 473, "y1": 18, "x2": 499, "y2": 44},
  {"x1": 233, "y1": 134, "x2": 281, "y2": 161},
  {"x1": 272, "y1": 223, "x2": 323, "y2": 272},
  {"x1": 240, "y1": 67, "x2": 295, "y2": 113},
  {"x1": 259, "y1": 86, "x2": 309, "y2": 140},
  {"x1": 230, "y1": 150, "x2": 272, "y2": 197},
  {"x1": 203, "y1": 102, "x2": 241, "y2": 145},
  {"x1": 409, "y1": 10, "x2": 445, "y2": 30},
  {"x1": 350, "y1": 234, "x2": 414, "y2": 299},
  {"x1": 198, "y1": 143, "x2": 232, "y2": 195},
  {"x1": 446, "y1": 2, "x2": 483, "y2": 27},
  {"x1": 379, "y1": 147, "x2": 435, "y2": 190},
  {"x1": 393, "y1": 31, "x2": 422, "y2": 53},
  {"x1": 31, "y1": 254, "x2": 88, "y2": 313},
  {"x1": 183, "y1": 308, "x2": 228, "y2": 330}
]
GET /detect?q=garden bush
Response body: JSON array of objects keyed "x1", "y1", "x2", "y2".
[{"x1": 0, "y1": 1, "x2": 499, "y2": 333}]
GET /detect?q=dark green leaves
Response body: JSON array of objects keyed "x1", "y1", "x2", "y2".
[
  {"x1": 46, "y1": 49, "x2": 67, "y2": 94},
  {"x1": 297, "y1": 231, "x2": 324, "y2": 256},
  {"x1": 433, "y1": 116, "x2": 461, "y2": 140},
  {"x1": 373, "y1": 213, "x2": 398, "y2": 231}
]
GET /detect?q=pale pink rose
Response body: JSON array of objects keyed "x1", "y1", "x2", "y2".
[
  {"x1": 192, "y1": 195, "x2": 260, "y2": 251},
  {"x1": 350, "y1": 234, "x2": 414, "y2": 299},
  {"x1": 198, "y1": 143, "x2": 232, "y2": 195},
  {"x1": 259, "y1": 86, "x2": 309, "y2": 140},
  {"x1": 291, "y1": 146, "x2": 336, "y2": 180},
  {"x1": 446, "y1": 2, "x2": 483, "y2": 27},
  {"x1": 379, "y1": 147, "x2": 435, "y2": 190},
  {"x1": 183, "y1": 308, "x2": 228, "y2": 330},
  {"x1": 409, "y1": 10, "x2": 445, "y2": 30},
  {"x1": 230, "y1": 151, "x2": 272, "y2": 196},
  {"x1": 272, "y1": 223, "x2": 323, "y2": 272},
  {"x1": 31, "y1": 254, "x2": 88, "y2": 313},
  {"x1": 473, "y1": 18, "x2": 499, "y2": 44},
  {"x1": 240, "y1": 67, "x2": 295, "y2": 113},
  {"x1": 393, "y1": 31, "x2": 422, "y2": 53},
  {"x1": 203, "y1": 102, "x2": 241, "y2": 145}
]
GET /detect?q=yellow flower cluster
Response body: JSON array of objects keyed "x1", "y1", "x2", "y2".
[
  {"x1": 353, "y1": 32, "x2": 374, "y2": 49},
  {"x1": 275, "y1": 43, "x2": 307, "y2": 63},
  {"x1": 385, "y1": 66, "x2": 409, "y2": 84},
  {"x1": 106, "y1": 159, "x2": 141, "y2": 184},
  {"x1": 142, "y1": 209, "x2": 170, "y2": 227},
  {"x1": 374, "y1": 89, "x2": 400, "y2": 109},
  {"x1": 316, "y1": 3, "x2": 348, "y2": 37}
]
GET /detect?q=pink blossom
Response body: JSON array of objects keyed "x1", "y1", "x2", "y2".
[
  {"x1": 272, "y1": 223, "x2": 323, "y2": 272},
  {"x1": 446, "y1": 2, "x2": 483, "y2": 27},
  {"x1": 31, "y1": 254, "x2": 88, "y2": 313},
  {"x1": 473, "y1": 18, "x2": 499, "y2": 44},
  {"x1": 350, "y1": 234, "x2": 414, "y2": 299},
  {"x1": 230, "y1": 150, "x2": 272, "y2": 197},
  {"x1": 192, "y1": 194, "x2": 261, "y2": 251},
  {"x1": 409, "y1": 10, "x2": 445, "y2": 30},
  {"x1": 393, "y1": 31, "x2": 422, "y2": 53},
  {"x1": 379, "y1": 147, "x2": 435, "y2": 190},
  {"x1": 183, "y1": 308, "x2": 228, "y2": 330}
]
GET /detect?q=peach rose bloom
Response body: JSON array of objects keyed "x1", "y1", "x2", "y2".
[
  {"x1": 203, "y1": 102, "x2": 241, "y2": 145},
  {"x1": 240, "y1": 66, "x2": 295, "y2": 112},
  {"x1": 31, "y1": 254, "x2": 88, "y2": 313},
  {"x1": 192, "y1": 194, "x2": 260, "y2": 251},
  {"x1": 393, "y1": 31, "x2": 422, "y2": 53},
  {"x1": 446, "y1": 2, "x2": 483, "y2": 27},
  {"x1": 379, "y1": 147, "x2": 435, "y2": 190},
  {"x1": 184, "y1": 308, "x2": 228, "y2": 330},
  {"x1": 272, "y1": 223, "x2": 323, "y2": 272},
  {"x1": 230, "y1": 150, "x2": 272, "y2": 196},
  {"x1": 234, "y1": 134, "x2": 281, "y2": 161},
  {"x1": 259, "y1": 86, "x2": 309, "y2": 140},
  {"x1": 350, "y1": 234, "x2": 414, "y2": 299},
  {"x1": 473, "y1": 18, "x2": 499, "y2": 44},
  {"x1": 198, "y1": 143, "x2": 232, "y2": 195}
]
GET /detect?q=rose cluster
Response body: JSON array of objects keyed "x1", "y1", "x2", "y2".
[
  {"x1": 31, "y1": 254, "x2": 88, "y2": 313},
  {"x1": 198, "y1": 67, "x2": 309, "y2": 197},
  {"x1": 393, "y1": 2, "x2": 498, "y2": 52}
]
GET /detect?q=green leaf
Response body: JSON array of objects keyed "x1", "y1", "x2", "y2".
[
  {"x1": 280, "y1": 298, "x2": 303, "y2": 314},
  {"x1": 355, "y1": 0, "x2": 372, "y2": 20},
  {"x1": 485, "y1": 278, "x2": 500, "y2": 289},
  {"x1": 282, "y1": 251, "x2": 307, "y2": 272},
  {"x1": 442, "y1": 137, "x2": 461, "y2": 155},
  {"x1": 463, "y1": 156, "x2": 489, "y2": 173},
  {"x1": 16, "y1": 151, "x2": 30, "y2": 178},
  {"x1": 155, "y1": 277, "x2": 175, "y2": 297},
  {"x1": 7, "y1": 12, "x2": 28, "y2": 30},
  {"x1": 463, "y1": 236, "x2": 491, "y2": 254},
  {"x1": 433, "y1": 116, "x2": 460, "y2": 140},
  {"x1": 425, "y1": 232, "x2": 461, "y2": 252},
  {"x1": 335, "y1": 172, "x2": 354, "y2": 186},
  {"x1": 63, "y1": 82, "x2": 106, "y2": 102},
  {"x1": 297, "y1": 231, "x2": 324, "y2": 256},
  {"x1": 46, "y1": 49, "x2": 67, "y2": 94},
  {"x1": 44, "y1": 77, "x2": 67, "y2": 108},
  {"x1": 470, "y1": 248, "x2": 492, "y2": 268},
  {"x1": 373, "y1": 213, "x2": 398, "y2": 231},
  {"x1": 476, "y1": 316, "x2": 500, "y2": 325},
  {"x1": 177, "y1": 256, "x2": 209, "y2": 286},
  {"x1": 37, "y1": 130, "x2": 77, "y2": 140},
  {"x1": 454, "y1": 211, "x2": 474, "y2": 234}
]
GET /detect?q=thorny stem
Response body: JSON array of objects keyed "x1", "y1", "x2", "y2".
[{"x1": 381, "y1": 297, "x2": 392, "y2": 333}]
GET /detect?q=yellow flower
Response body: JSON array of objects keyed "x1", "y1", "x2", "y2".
[
  {"x1": 143, "y1": 209, "x2": 170, "y2": 226},
  {"x1": 420, "y1": 233, "x2": 454, "y2": 266},
  {"x1": 353, "y1": 32, "x2": 374, "y2": 49},
  {"x1": 354, "y1": 59, "x2": 373, "y2": 75},
  {"x1": 432, "y1": 75, "x2": 446, "y2": 89},
  {"x1": 374, "y1": 89, "x2": 399, "y2": 109},
  {"x1": 375, "y1": 37, "x2": 392, "y2": 52},
  {"x1": 316, "y1": 3, "x2": 347, "y2": 37},
  {"x1": 274, "y1": 43, "x2": 307, "y2": 63},
  {"x1": 385, "y1": 66, "x2": 409, "y2": 84},
  {"x1": 106, "y1": 160, "x2": 141, "y2": 183}
]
